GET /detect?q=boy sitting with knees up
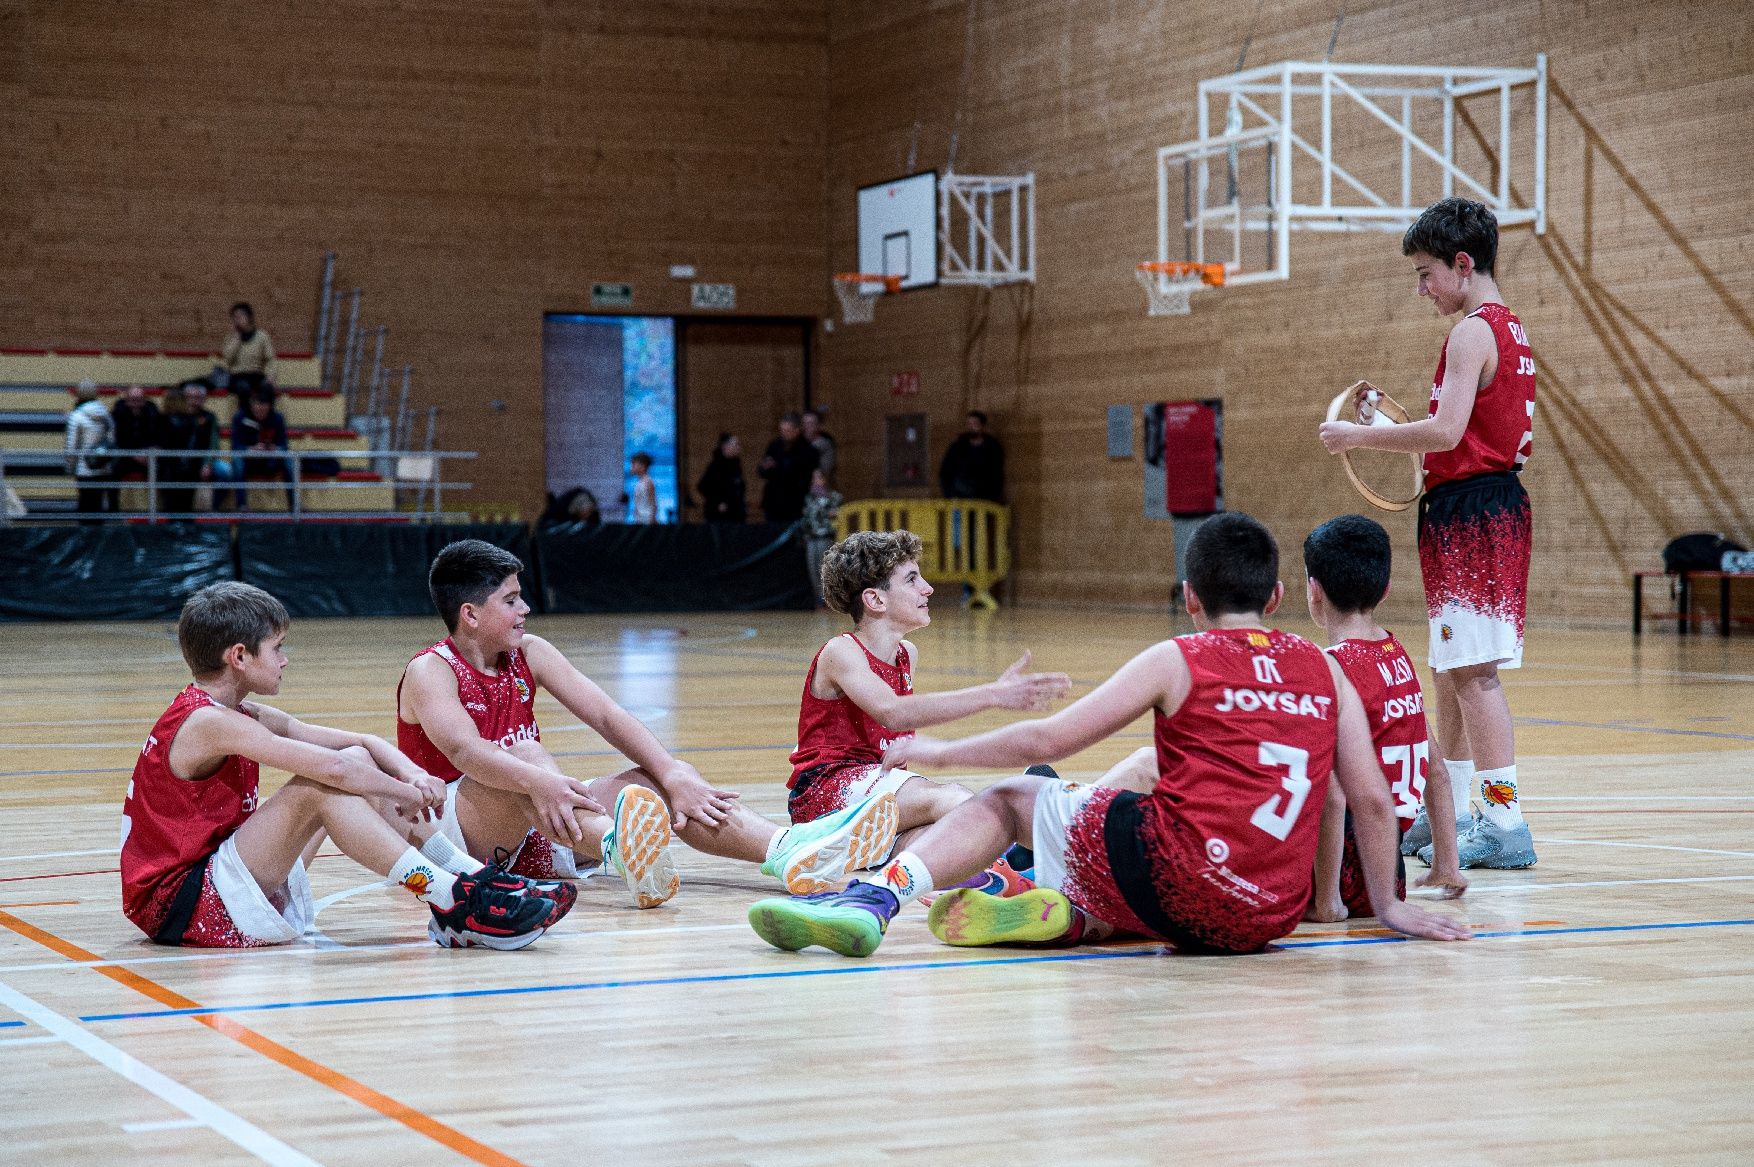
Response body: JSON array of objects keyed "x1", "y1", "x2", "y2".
[
  {"x1": 788, "y1": 530, "x2": 1070, "y2": 896},
  {"x1": 122, "y1": 582, "x2": 565, "y2": 952}
]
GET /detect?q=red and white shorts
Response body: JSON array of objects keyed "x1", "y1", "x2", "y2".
[
  {"x1": 1418, "y1": 471, "x2": 1531, "y2": 672},
  {"x1": 787, "y1": 763, "x2": 919, "y2": 825},
  {"x1": 134, "y1": 836, "x2": 314, "y2": 949},
  {"x1": 435, "y1": 777, "x2": 593, "y2": 880}
]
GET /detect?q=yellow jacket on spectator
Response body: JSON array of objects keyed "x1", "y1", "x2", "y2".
[{"x1": 223, "y1": 328, "x2": 278, "y2": 383}]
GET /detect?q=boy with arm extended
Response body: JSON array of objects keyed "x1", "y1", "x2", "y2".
[
  {"x1": 1300, "y1": 514, "x2": 1466, "y2": 921},
  {"x1": 396, "y1": 540, "x2": 900, "y2": 909},
  {"x1": 747, "y1": 514, "x2": 1471, "y2": 957},
  {"x1": 122, "y1": 582, "x2": 561, "y2": 952},
  {"x1": 788, "y1": 531, "x2": 1069, "y2": 889},
  {"x1": 1318, "y1": 196, "x2": 1538, "y2": 869}
]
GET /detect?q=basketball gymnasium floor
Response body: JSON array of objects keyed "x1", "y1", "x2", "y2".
[{"x1": 2, "y1": 608, "x2": 1750, "y2": 1165}]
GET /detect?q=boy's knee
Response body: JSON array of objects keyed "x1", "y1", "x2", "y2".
[{"x1": 504, "y1": 738, "x2": 559, "y2": 770}]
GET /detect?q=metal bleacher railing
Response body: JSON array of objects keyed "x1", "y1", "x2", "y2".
[
  {"x1": 2, "y1": 447, "x2": 474, "y2": 522},
  {"x1": 837, "y1": 497, "x2": 1012, "y2": 609}
]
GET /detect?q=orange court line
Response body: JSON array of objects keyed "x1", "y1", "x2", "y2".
[
  {"x1": 0, "y1": 868, "x2": 119, "y2": 884},
  {"x1": 0, "y1": 907, "x2": 530, "y2": 1167},
  {"x1": 0, "y1": 900, "x2": 78, "y2": 909}
]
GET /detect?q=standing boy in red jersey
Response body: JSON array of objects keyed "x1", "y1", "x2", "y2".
[
  {"x1": 787, "y1": 530, "x2": 1069, "y2": 891},
  {"x1": 1320, "y1": 197, "x2": 1538, "y2": 869},
  {"x1": 1301, "y1": 514, "x2": 1466, "y2": 920},
  {"x1": 396, "y1": 540, "x2": 898, "y2": 910},
  {"x1": 747, "y1": 514, "x2": 1472, "y2": 957},
  {"x1": 122, "y1": 582, "x2": 563, "y2": 951}
]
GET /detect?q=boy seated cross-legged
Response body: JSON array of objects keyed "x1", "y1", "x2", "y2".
[
  {"x1": 395, "y1": 540, "x2": 900, "y2": 910},
  {"x1": 787, "y1": 531, "x2": 1070, "y2": 896},
  {"x1": 747, "y1": 513, "x2": 1472, "y2": 957},
  {"x1": 122, "y1": 583, "x2": 566, "y2": 953}
]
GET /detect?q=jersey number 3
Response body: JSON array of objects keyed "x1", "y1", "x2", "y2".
[{"x1": 1249, "y1": 742, "x2": 1312, "y2": 842}]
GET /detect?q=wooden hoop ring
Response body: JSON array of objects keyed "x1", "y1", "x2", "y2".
[{"x1": 1325, "y1": 380, "x2": 1424, "y2": 512}]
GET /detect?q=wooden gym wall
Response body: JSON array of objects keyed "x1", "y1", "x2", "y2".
[
  {"x1": 815, "y1": 0, "x2": 1754, "y2": 621},
  {"x1": 0, "y1": 0, "x2": 827, "y2": 517}
]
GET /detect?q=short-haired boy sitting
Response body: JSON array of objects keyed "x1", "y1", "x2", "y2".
[
  {"x1": 122, "y1": 583, "x2": 564, "y2": 951},
  {"x1": 1301, "y1": 515, "x2": 1466, "y2": 920}
]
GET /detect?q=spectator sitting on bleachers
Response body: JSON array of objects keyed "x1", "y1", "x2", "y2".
[
  {"x1": 231, "y1": 388, "x2": 290, "y2": 510},
  {"x1": 64, "y1": 379, "x2": 115, "y2": 521},
  {"x1": 538, "y1": 486, "x2": 602, "y2": 530},
  {"x1": 158, "y1": 380, "x2": 220, "y2": 514},
  {"x1": 111, "y1": 384, "x2": 161, "y2": 487},
  {"x1": 222, "y1": 301, "x2": 278, "y2": 406}
]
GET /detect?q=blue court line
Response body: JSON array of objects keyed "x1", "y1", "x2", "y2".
[
  {"x1": 1515, "y1": 717, "x2": 1754, "y2": 743},
  {"x1": 0, "y1": 1019, "x2": 25, "y2": 1029},
  {"x1": 75, "y1": 917, "x2": 1754, "y2": 1024}
]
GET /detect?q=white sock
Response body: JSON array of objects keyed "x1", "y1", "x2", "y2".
[
  {"x1": 765, "y1": 826, "x2": 792, "y2": 863},
  {"x1": 1478, "y1": 766, "x2": 1524, "y2": 828},
  {"x1": 391, "y1": 847, "x2": 457, "y2": 911},
  {"x1": 874, "y1": 851, "x2": 935, "y2": 907},
  {"x1": 1444, "y1": 759, "x2": 1475, "y2": 822},
  {"x1": 418, "y1": 833, "x2": 482, "y2": 877}
]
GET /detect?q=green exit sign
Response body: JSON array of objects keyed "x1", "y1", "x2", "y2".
[{"x1": 591, "y1": 282, "x2": 634, "y2": 308}]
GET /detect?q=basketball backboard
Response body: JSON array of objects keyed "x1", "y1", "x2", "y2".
[{"x1": 858, "y1": 171, "x2": 938, "y2": 291}]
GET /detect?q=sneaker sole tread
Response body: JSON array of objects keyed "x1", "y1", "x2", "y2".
[
  {"x1": 747, "y1": 900, "x2": 882, "y2": 957},
  {"x1": 927, "y1": 888, "x2": 1072, "y2": 947},
  {"x1": 781, "y1": 793, "x2": 899, "y2": 895}
]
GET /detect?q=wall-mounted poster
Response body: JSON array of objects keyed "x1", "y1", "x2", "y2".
[{"x1": 1143, "y1": 399, "x2": 1223, "y2": 520}]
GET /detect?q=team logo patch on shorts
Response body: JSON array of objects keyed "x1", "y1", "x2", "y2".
[{"x1": 1440, "y1": 624, "x2": 1454, "y2": 641}]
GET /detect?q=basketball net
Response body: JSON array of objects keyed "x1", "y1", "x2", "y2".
[
  {"x1": 833, "y1": 274, "x2": 902, "y2": 325},
  {"x1": 1134, "y1": 262, "x2": 1225, "y2": 317}
]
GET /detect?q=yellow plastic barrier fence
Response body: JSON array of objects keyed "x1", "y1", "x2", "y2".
[{"x1": 836, "y1": 498, "x2": 1011, "y2": 610}]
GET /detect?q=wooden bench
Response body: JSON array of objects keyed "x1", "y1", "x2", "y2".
[{"x1": 1633, "y1": 570, "x2": 1754, "y2": 637}]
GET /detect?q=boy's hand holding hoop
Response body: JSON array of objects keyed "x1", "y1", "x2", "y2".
[{"x1": 1320, "y1": 380, "x2": 1424, "y2": 512}]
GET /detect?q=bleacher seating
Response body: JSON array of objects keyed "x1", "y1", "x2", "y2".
[{"x1": 0, "y1": 347, "x2": 393, "y2": 514}]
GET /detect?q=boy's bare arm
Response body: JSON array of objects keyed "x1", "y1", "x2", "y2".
[
  {"x1": 1318, "y1": 316, "x2": 1494, "y2": 455},
  {"x1": 176, "y1": 706, "x2": 438, "y2": 820},
  {"x1": 401, "y1": 652, "x2": 605, "y2": 842},
  {"x1": 1415, "y1": 753, "x2": 1468, "y2": 897},
  {"x1": 823, "y1": 639, "x2": 1070, "y2": 732},
  {"x1": 1304, "y1": 779, "x2": 1348, "y2": 923},
  {"x1": 243, "y1": 702, "x2": 432, "y2": 784},
  {"x1": 522, "y1": 635, "x2": 737, "y2": 829},
  {"x1": 884, "y1": 640, "x2": 1185, "y2": 774},
  {"x1": 1327, "y1": 663, "x2": 1470, "y2": 941}
]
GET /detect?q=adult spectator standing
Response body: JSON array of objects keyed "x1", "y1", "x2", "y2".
[
  {"x1": 222, "y1": 301, "x2": 278, "y2": 405},
  {"x1": 231, "y1": 389, "x2": 290, "y2": 510},
  {"x1": 696, "y1": 433, "x2": 747, "y2": 523},
  {"x1": 111, "y1": 384, "x2": 162, "y2": 503},
  {"x1": 939, "y1": 409, "x2": 1005, "y2": 502},
  {"x1": 802, "y1": 409, "x2": 837, "y2": 484},
  {"x1": 758, "y1": 412, "x2": 819, "y2": 524},
  {"x1": 64, "y1": 379, "x2": 115, "y2": 521},
  {"x1": 157, "y1": 380, "x2": 220, "y2": 514}
]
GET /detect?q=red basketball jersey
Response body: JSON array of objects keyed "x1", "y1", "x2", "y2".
[
  {"x1": 1326, "y1": 634, "x2": 1430, "y2": 826},
  {"x1": 1424, "y1": 302, "x2": 1536, "y2": 487},
  {"x1": 397, "y1": 638, "x2": 540, "y2": 783},
  {"x1": 788, "y1": 634, "x2": 913, "y2": 786},
  {"x1": 1140, "y1": 628, "x2": 1338, "y2": 938},
  {"x1": 120, "y1": 685, "x2": 261, "y2": 928}
]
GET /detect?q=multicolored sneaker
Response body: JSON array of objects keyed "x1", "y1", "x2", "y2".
[
  {"x1": 601, "y1": 786, "x2": 680, "y2": 909},
  {"x1": 926, "y1": 887, "x2": 1075, "y2": 947},
  {"x1": 480, "y1": 848, "x2": 576, "y2": 925},
  {"x1": 428, "y1": 871, "x2": 556, "y2": 950},
  {"x1": 748, "y1": 881, "x2": 900, "y2": 957},
  {"x1": 1419, "y1": 816, "x2": 1537, "y2": 869},
  {"x1": 919, "y1": 857, "x2": 1036, "y2": 906},
  {"x1": 760, "y1": 792, "x2": 899, "y2": 895}
]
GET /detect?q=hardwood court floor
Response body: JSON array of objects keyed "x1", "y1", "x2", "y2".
[{"x1": 1, "y1": 608, "x2": 1750, "y2": 1166}]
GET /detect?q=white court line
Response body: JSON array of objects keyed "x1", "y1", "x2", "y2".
[
  {"x1": 1533, "y1": 836, "x2": 1754, "y2": 859},
  {"x1": 1459, "y1": 874, "x2": 1754, "y2": 893},
  {"x1": 0, "y1": 979, "x2": 324, "y2": 1166},
  {"x1": 0, "y1": 1034, "x2": 62, "y2": 1046},
  {"x1": 124, "y1": 1118, "x2": 208, "y2": 1133},
  {"x1": 1522, "y1": 795, "x2": 1754, "y2": 802}
]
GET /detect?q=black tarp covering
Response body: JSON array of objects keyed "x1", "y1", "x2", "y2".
[
  {"x1": 238, "y1": 523, "x2": 533, "y2": 618},
  {"x1": 0, "y1": 525, "x2": 234, "y2": 621},
  {"x1": 538, "y1": 521, "x2": 811, "y2": 612}
]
